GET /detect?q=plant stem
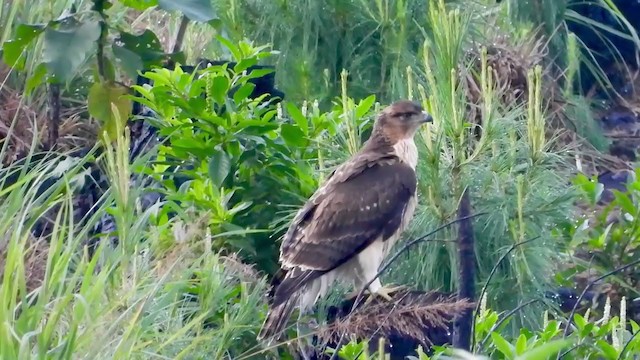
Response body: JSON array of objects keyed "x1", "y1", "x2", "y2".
[{"x1": 453, "y1": 188, "x2": 476, "y2": 351}]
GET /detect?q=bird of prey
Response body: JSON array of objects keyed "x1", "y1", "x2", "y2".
[{"x1": 258, "y1": 100, "x2": 433, "y2": 347}]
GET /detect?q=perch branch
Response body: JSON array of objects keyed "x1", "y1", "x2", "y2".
[
  {"x1": 471, "y1": 236, "x2": 541, "y2": 352},
  {"x1": 328, "y1": 211, "x2": 489, "y2": 359}
]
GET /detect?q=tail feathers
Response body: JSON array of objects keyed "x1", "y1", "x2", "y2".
[{"x1": 258, "y1": 294, "x2": 299, "y2": 343}]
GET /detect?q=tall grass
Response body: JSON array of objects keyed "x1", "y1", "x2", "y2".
[{"x1": 0, "y1": 122, "x2": 270, "y2": 359}]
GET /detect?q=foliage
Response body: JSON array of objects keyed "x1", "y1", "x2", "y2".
[
  {"x1": 567, "y1": 170, "x2": 640, "y2": 303},
  {"x1": 0, "y1": 127, "x2": 270, "y2": 359},
  {"x1": 209, "y1": 0, "x2": 639, "y2": 104}
]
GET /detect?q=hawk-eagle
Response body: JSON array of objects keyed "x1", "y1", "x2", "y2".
[{"x1": 258, "y1": 100, "x2": 432, "y2": 345}]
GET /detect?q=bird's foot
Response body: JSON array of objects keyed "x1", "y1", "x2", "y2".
[
  {"x1": 363, "y1": 284, "x2": 407, "y2": 305},
  {"x1": 345, "y1": 284, "x2": 408, "y2": 306}
]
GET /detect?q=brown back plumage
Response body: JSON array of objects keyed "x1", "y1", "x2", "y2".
[{"x1": 257, "y1": 100, "x2": 431, "y2": 342}]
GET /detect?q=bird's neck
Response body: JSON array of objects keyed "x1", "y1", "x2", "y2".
[
  {"x1": 362, "y1": 132, "x2": 418, "y2": 170},
  {"x1": 392, "y1": 137, "x2": 418, "y2": 169}
]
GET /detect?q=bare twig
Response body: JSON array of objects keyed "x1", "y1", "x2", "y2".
[{"x1": 44, "y1": 84, "x2": 60, "y2": 150}]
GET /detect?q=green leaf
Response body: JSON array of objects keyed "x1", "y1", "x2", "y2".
[
  {"x1": 595, "y1": 340, "x2": 618, "y2": 360},
  {"x1": 613, "y1": 190, "x2": 636, "y2": 215},
  {"x1": 2, "y1": 23, "x2": 45, "y2": 69},
  {"x1": 25, "y1": 63, "x2": 47, "y2": 96},
  {"x1": 210, "y1": 75, "x2": 230, "y2": 105},
  {"x1": 356, "y1": 94, "x2": 376, "y2": 118},
  {"x1": 42, "y1": 19, "x2": 101, "y2": 83},
  {"x1": 285, "y1": 102, "x2": 308, "y2": 136},
  {"x1": 208, "y1": 150, "x2": 231, "y2": 189},
  {"x1": 514, "y1": 339, "x2": 572, "y2": 360},
  {"x1": 515, "y1": 334, "x2": 527, "y2": 355},
  {"x1": 120, "y1": 0, "x2": 158, "y2": 10},
  {"x1": 233, "y1": 82, "x2": 255, "y2": 104},
  {"x1": 114, "y1": 30, "x2": 165, "y2": 70},
  {"x1": 112, "y1": 44, "x2": 143, "y2": 79},
  {"x1": 88, "y1": 82, "x2": 132, "y2": 139},
  {"x1": 491, "y1": 332, "x2": 515, "y2": 358},
  {"x1": 157, "y1": 0, "x2": 216, "y2": 22},
  {"x1": 281, "y1": 124, "x2": 307, "y2": 148}
]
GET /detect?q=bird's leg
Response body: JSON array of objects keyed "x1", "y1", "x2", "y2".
[{"x1": 296, "y1": 310, "x2": 318, "y2": 360}]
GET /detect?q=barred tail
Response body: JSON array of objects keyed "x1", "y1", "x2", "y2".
[{"x1": 257, "y1": 293, "x2": 299, "y2": 343}]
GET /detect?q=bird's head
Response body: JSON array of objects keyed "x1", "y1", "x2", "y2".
[{"x1": 373, "y1": 100, "x2": 433, "y2": 143}]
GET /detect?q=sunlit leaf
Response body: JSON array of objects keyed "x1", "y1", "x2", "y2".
[
  {"x1": 120, "y1": 0, "x2": 158, "y2": 10},
  {"x1": 88, "y1": 81, "x2": 132, "y2": 140},
  {"x1": 2, "y1": 23, "x2": 45, "y2": 69},
  {"x1": 281, "y1": 124, "x2": 307, "y2": 148},
  {"x1": 491, "y1": 332, "x2": 515, "y2": 358},
  {"x1": 514, "y1": 339, "x2": 572, "y2": 360}
]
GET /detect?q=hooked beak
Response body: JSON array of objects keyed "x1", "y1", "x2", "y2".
[{"x1": 421, "y1": 111, "x2": 433, "y2": 123}]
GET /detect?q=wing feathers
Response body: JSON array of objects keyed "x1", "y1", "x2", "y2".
[{"x1": 280, "y1": 157, "x2": 417, "y2": 273}]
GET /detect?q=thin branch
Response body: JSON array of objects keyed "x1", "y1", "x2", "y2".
[
  {"x1": 471, "y1": 236, "x2": 541, "y2": 352},
  {"x1": 172, "y1": 15, "x2": 190, "y2": 55},
  {"x1": 618, "y1": 330, "x2": 640, "y2": 360},
  {"x1": 561, "y1": 258, "x2": 640, "y2": 340}
]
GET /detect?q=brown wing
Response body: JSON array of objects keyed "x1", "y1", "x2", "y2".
[{"x1": 272, "y1": 157, "x2": 416, "y2": 305}]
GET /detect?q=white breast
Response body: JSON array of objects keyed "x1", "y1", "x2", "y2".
[{"x1": 393, "y1": 138, "x2": 418, "y2": 169}]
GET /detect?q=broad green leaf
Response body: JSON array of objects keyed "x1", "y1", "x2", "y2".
[
  {"x1": 613, "y1": 190, "x2": 636, "y2": 215},
  {"x1": 42, "y1": 19, "x2": 101, "y2": 83},
  {"x1": 88, "y1": 81, "x2": 132, "y2": 140},
  {"x1": 233, "y1": 82, "x2": 255, "y2": 104},
  {"x1": 210, "y1": 76, "x2": 230, "y2": 105},
  {"x1": 2, "y1": 23, "x2": 45, "y2": 69},
  {"x1": 112, "y1": 44, "x2": 143, "y2": 79},
  {"x1": 120, "y1": 0, "x2": 158, "y2": 10},
  {"x1": 114, "y1": 30, "x2": 165, "y2": 70},
  {"x1": 157, "y1": 0, "x2": 216, "y2": 22},
  {"x1": 515, "y1": 334, "x2": 527, "y2": 355},
  {"x1": 216, "y1": 36, "x2": 242, "y2": 61},
  {"x1": 514, "y1": 339, "x2": 572, "y2": 360},
  {"x1": 595, "y1": 340, "x2": 618, "y2": 360},
  {"x1": 491, "y1": 332, "x2": 514, "y2": 358},
  {"x1": 281, "y1": 124, "x2": 307, "y2": 148},
  {"x1": 356, "y1": 94, "x2": 376, "y2": 118},
  {"x1": 234, "y1": 58, "x2": 258, "y2": 73},
  {"x1": 208, "y1": 149, "x2": 231, "y2": 188},
  {"x1": 285, "y1": 102, "x2": 308, "y2": 136}
]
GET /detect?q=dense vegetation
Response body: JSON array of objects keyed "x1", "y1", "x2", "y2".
[{"x1": 0, "y1": 0, "x2": 639, "y2": 359}]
